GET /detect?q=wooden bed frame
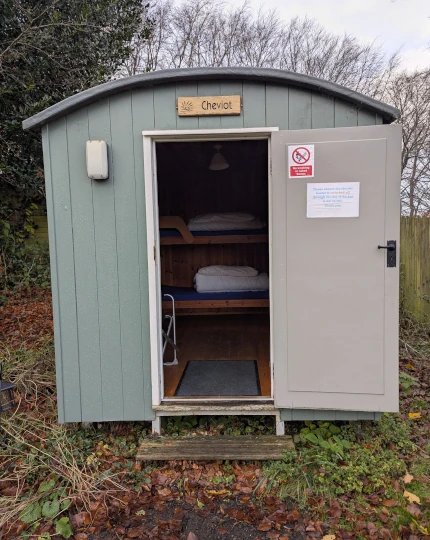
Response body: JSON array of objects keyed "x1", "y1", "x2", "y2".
[
  {"x1": 162, "y1": 298, "x2": 269, "y2": 310},
  {"x1": 160, "y1": 216, "x2": 269, "y2": 312}
]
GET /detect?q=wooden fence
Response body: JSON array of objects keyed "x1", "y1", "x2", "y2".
[{"x1": 400, "y1": 216, "x2": 430, "y2": 320}]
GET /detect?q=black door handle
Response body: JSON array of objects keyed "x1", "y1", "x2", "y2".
[{"x1": 378, "y1": 240, "x2": 396, "y2": 267}]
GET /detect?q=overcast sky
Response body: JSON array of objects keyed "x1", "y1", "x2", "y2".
[{"x1": 198, "y1": 0, "x2": 430, "y2": 72}]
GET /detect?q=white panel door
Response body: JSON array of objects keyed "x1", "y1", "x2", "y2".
[{"x1": 271, "y1": 125, "x2": 401, "y2": 411}]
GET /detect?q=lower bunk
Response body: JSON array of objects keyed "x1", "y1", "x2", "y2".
[{"x1": 161, "y1": 285, "x2": 269, "y2": 310}]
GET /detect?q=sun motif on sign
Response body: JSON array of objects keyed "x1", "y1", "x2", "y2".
[{"x1": 180, "y1": 100, "x2": 193, "y2": 113}]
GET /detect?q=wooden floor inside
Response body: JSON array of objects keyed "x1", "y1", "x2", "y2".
[{"x1": 163, "y1": 315, "x2": 271, "y2": 398}]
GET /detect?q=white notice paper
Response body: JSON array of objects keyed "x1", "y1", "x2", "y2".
[{"x1": 307, "y1": 182, "x2": 360, "y2": 218}]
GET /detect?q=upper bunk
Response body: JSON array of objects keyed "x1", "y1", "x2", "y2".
[
  {"x1": 159, "y1": 216, "x2": 268, "y2": 245},
  {"x1": 157, "y1": 139, "x2": 269, "y2": 246}
]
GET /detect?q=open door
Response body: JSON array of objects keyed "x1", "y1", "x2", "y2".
[{"x1": 272, "y1": 125, "x2": 401, "y2": 412}]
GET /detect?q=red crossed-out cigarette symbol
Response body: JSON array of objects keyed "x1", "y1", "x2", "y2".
[{"x1": 292, "y1": 147, "x2": 310, "y2": 164}]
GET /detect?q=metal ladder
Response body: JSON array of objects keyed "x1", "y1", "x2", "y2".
[{"x1": 162, "y1": 294, "x2": 178, "y2": 366}]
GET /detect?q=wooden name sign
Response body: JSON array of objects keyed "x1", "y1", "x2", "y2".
[{"x1": 177, "y1": 95, "x2": 241, "y2": 116}]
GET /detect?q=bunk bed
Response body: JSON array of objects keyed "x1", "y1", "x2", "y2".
[
  {"x1": 159, "y1": 216, "x2": 270, "y2": 313},
  {"x1": 159, "y1": 216, "x2": 268, "y2": 245}
]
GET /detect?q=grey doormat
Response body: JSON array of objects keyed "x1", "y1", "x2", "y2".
[{"x1": 175, "y1": 360, "x2": 261, "y2": 397}]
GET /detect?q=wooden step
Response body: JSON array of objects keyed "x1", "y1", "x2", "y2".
[{"x1": 136, "y1": 435, "x2": 294, "y2": 461}]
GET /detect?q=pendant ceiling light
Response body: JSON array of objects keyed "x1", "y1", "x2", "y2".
[{"x1": 209, "y1": 144, "x2": 229, "y2": 171}]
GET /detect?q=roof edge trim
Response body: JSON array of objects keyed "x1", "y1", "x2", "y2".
[{"x1": 23, "y1": 67, "x2": 399, "y2": 131}]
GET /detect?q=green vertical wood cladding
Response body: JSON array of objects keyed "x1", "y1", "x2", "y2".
[
  {"x1": 311, "y1": 93, "x2": 334, "y2": 129},
  {"x1": 358, "y1": 109, "x2": 378, "y2": 126},
  {"x1": 46, "y1": 119, "x2": 81, "y2": 422},
  {"x1": 243, "y1": 82, "x2": 266, "y2": 127},
  {"x1": 110, "y1": 92, "x2": 148, "y2": 421},
  {"x1": 87, "y1": 99, "x2": 124, "y2": 421},
  {"x1": 66, "y1": 108, "x2": 103, "y2": 422},
  {"x1": 42, "y1": 125, "x2": 65, "y2": 423},
  {"x1": 266, "y1": 85, "x2": 288, "y2": 130},
  {"x1": 288, "y1": 87, "x2": 311, "y2": 130},
  {"x1": 42, "y1": 78, "x2": 381, "y2": 423},
  {"x1": 335, "y1": 99, "x2": 358, "y2": 127},
  {"x1": 154, "y1": 84, "x2": 177, "y2": 130}
]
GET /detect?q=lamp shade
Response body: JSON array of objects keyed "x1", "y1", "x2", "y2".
[{"x1": 209, "y1": 144, "x2": 229, "y2": 171}]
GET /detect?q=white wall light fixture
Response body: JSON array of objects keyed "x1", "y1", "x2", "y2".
[
  {"x1": 209, "y1": 144, "x2": 229, "y2": 171},
  {"x1": 86, "y1": 140, "x2": 109, "y2": 180}
]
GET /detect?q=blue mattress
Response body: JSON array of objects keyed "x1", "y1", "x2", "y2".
[
  {"x1": 162, "y1": 285, "x2": 269, "y2": 301},
  {"x1": 160, "y1": 228, "x2": 268, "y2": 237}
]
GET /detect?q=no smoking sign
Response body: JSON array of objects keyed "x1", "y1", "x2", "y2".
[{"x1": 288, "y1": 144, "x2": 314, "y2": 178}]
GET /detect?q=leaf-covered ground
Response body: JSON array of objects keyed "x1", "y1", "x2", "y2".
[{"x1": 0, "y1": 288, "x2": 429, "y2": 540}]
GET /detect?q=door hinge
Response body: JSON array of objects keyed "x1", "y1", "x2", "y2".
[{"x1": 154, "y1": 245, "x2": 157, "y2": 261}]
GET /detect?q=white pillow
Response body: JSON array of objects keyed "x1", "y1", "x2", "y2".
[
  {"x1": 189, "y1": 212, "x2": 255, "y2": 224},
  {"x1": 197, "y1": 265, "x2": 258, "y2": 277}
]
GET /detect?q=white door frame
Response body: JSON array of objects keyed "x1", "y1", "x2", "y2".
[{"x1": 142, "y1": 127, "x2": 279, "y2": 406}]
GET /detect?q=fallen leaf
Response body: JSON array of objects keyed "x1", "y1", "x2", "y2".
[
  {"x1": 408, "y1": 412, "x2": 421, "y2": 419},
  {"x1": 382, "y1": 499, "x2": 397, "y2": 507},
  {"x1": 403, "y1": 490, "x2": 421, "y2": 504},
  {"x1": 127, "y1": 529, "x2": 144, "y2": 538},
  {"x1": 257, "y1": 518, "x2": 273, "y2": 531},
  {"x1": 283, "y1": 509, "x2": 299, "y2": 523},
  {"x1": 135, "y1": 509, "x2": 146, "y2": 516},
  {"x1": 206, "y1": 489, "x2": 230, "y2": 497},
  {"x1": 407, "y1": 504, "x2": 421, "y2": 517},
  {"x1": 403, "y1": 473, "x2": 414, "y2": 484},
  {"x1": 405, "y1": 363, "x2": 415, "y2": 370},
  {"x1": 323, "y1": 536, "x2": 336, "y2": 540}
]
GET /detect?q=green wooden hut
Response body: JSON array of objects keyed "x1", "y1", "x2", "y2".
[{"x1": 23, "y1": 68, "x2": 401, "y2": 433}]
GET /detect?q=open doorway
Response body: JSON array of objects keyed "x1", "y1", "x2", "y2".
[{"x1": 155, "y1": 139, "x2": 271, "y2": 400}]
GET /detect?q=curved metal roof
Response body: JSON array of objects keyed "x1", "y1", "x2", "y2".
[{"x1": 23, "y1": 67, "x2": 399, "y2": 131}]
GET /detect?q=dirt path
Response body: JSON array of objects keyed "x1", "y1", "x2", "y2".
[{"x1": 87, "y1": 499, "x2": 305, "y2": 540}]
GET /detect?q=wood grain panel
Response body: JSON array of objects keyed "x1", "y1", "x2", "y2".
[
  {"x1": 243, "y1": 82, "x2": 266, "y2": 127},
  {"x1": 288, "y1": 87, "x2": 311, "y2": 130},
  {"x1": 160, "y1": 234, "x2": 268, "y2": 245},
  {"x1": 67, "y1": 108, "x2": 103, "y2": 422},
  {"x1": 163, "y1": 315, "x2": 271, "y2": 398},
  {"x1": 156, "y1": 139, "x2": 268, "y2": 224},
  {"x1": 46, "y1": 119, "x2": 81, "y2": 422},
  {"x1": 334, "y1": 99, "x2": 358, "y2": 127},
  {"x1": 110, "y1": 92, "x2": 148, "y2": 421},
  {"x1": 160, "y1": 243, "x2": 269, "y2": 287},
  {"x1": 311, "y1": 93, "x2": 334, "y2": 129},
  {"x1": 42, "y1": 125, "x2": 65, "y2": 423},
  {"x1": 266, "y1": 85, "x2": 288, "y2": 130},
  {"x1": 88, "y1": 99, "x2": 124, "y2": 421},
  {"x1": 358, "y1": 109, "x2": 377, "y2": 126},
  {"x1": 137, "y1": 435, "x2": 293, "y2": 461}
]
